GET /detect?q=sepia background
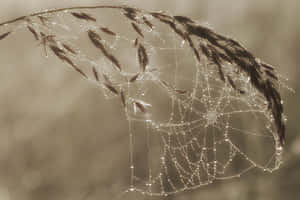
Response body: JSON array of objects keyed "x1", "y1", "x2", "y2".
[{"x1": 0, "y1": 0, "x2": 299, "y2": 200}]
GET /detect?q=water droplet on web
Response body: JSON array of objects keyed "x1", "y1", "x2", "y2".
[
  {"x1": 283, "y1": 115, "x2": 288, "y2": 122},
  {"x1": 128, "y1": 186, "x2": 135, "y2": 192},
  {"x1": 276, "y1": 146, "x2": 283, "y2": 156},
  {"x1": 180, "y1": 40, "x2": 186, "y2": 47}
]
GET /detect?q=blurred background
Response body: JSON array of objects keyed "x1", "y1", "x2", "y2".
[{"x1": 0, "y1": 0, "x2": 299, "y2": 200}]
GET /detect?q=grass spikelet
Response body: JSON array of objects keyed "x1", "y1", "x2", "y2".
[
  {"x1": 88, "y1": 30, "x2": 121, "y2": 71},
  {"x1": 120, "y1": 90, "x2": 126, "y2": 107},
  {"x1": 265, "y1": 70, "x2": 278, "y2": 80},
  {"x1": 27, "y1": 25, "x2": 39, "y2": 40},
  {"x1": 92, "y1": 67, "x2": 99, "y2": 82},
  {"x1": 142, "y1": 16, "x2": 153, "y2": 29},
  {"x1": 100, "y1": 27, "x2": 116, "y2": 36},
  {"x1": 49, "y1": 45, "x2": 87, "y2": 78},
  {"x1": 137, "y1": 44, "x2": 148, "y2": 72},
  {"x1": 134, "y1": 38, "x2": 139, "y2": 47},
  {"x1": 0, "y1": 31, "x2": 11, "y2": 41},
  {"x1": 71, "y1": 12, "x2": 96, "y2": 22},
  {"x1": 227, "y1": 75, "x2": 244, "y2": 94},
  {"x1": 62, "y1": 43, "x2": 77, "y2": 54},
  {"x1": 261, "y1": 63, "x2": 275, "y2": 71},
  {"x1": 174, "y1": 15, "x2": 194, "y2": 24},
  {"x1": 130, "y1": 73, "x2": 139, "y2": 82},
  {"x1": 211, "y1": 51, "x2": 225, "y2": 82},
  {"x1": 38, "y1": 16, "x2": 48, "y2": 26},
  {"x1": 88, "y1": 30, "x2": 103, "y2": 49},
  {"x1": 123, "y1": 7, "x2": 138, "y2": 21},
  {"x1": 150, "y1": 12, "x2": 173, "y2": 23},
  {"x1": 174, "y1": 89, "x2": 187, "y2": 94},
  {"x1": 104, "y1": 83, "x2": 119, "y2": 94},
  {"x1": 102, "y1": 74, "x2": 112, "y2": 85},
  {"x1": 135, "y1": 101, "x2": 146, "y2": 113},
  {"x1": 131, "y1": 22, "x2": 144, "y2": 38},
  {"x1": 107, "y1": 55, "x2": 121, "y2": 71}
]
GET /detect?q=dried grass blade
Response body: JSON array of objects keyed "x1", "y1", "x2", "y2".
[
  {"x1": 107, "y1": 55, "x2": 121, "y2": 71},
  {"x1": 92, "y1": 67, "x2": 99, "y2": 81},
  {"x1": 227, "y1": 75, "x2": 244, "y2": 94},
  {"x1": 218, "y1": 52, "x2": 232, "y2": 63},
  {"x1": 49, "y1": 45, "x2": 87, "y2": 78},
  {"x1": 131, "y1": 22, "x2": 144, "y2": 38},
  {"x1": 151, "y1": 12, "x2": 173, "y2": 23},
  {"x1": 137, "y1": 44, "x2": 148, "y2": 72},
  {"x1": 130, "y1": 73, "x2": 139, "y2": 82},
  {"x1": 100, "y1": 27, "x2": 116, "y2": 36},
  {"x1": 200, "y1": 43, "x2": 211, "y2": 58},
  {"x1": 71, "y1": 12, "x2": 96, "y2": 22},
  {"x1": 174, "y1": 15, "x2": 194, "y2": 24},
  {"x1": 142, "y1": 16, "x2": 153, "y2": 29},
  {"x1": 102, "y1": 74, "x2": 112, "y2": 85},
  {"x1": 168, "y1": 22, "x2": 186, "y2": 40},
  {"x1": 135, "y1": 101, "x2": 146, "y2": 113},
  {"x1": 152, "y1": 14, "x2": 187, "y2": 41},
  {"x1": 104, "y1": 83, "x2": 119, "y2": 94},
  {"x1": 265, "y1": 80, "x2": 285, "y2": 145},
  {"x1": 60, "y1": 55, "x2": 87, "y2": 78},
  {"x1": 62, "y1": 43, "x2": 77, "y2": 54},
  {"x1": 134, "y1": 38, "x2": 139, "y2": 47},
  {"x1": 72, "y1": 65, "x2": 88, "y2": 78},
  {"x1": 88, "y1": 30, "x2": 121, "y2": 71},
  {"x1": 123, "y1": 7, "x2": 138, "y2": 21},
  {"x1": 88, "y1": 30, "x2": 104, "y2": 49},
  {"x1": 174, "y1": 89, "x2": 187, "y2": 94},
  {"x1": 27, "y1": 25, "x2": 39, "y2": 40},
  {"x1": 227, "y1": 75, "x2": 237, "y2": 91},
  {"x1": 38, "y1": 16, "x2": 48, "y2": 26},
  {"x1": 0, "y1": 31, "x2": 11, "y2": 41},
  {"x1": 265, "y1": 70, "x2": 278, "y2": 80},
  {"x1": 160, "y1": 80, "x2": 171, "y2": 90},
  {"x1": 186, "y1": 36, "x2": 200, "y2": 62},
  {"x1": 120, "y1": 90, "x2": 126, "y2": 107},
  {"x1": 49, "y1": 45, "x2": 65, "y2": 57},
  {"x1": 211, "y1": 51, "x2": 225, "y2": 82},
  {"x1": 261, "y1": 63, "x2": 275, "y2": 71}
]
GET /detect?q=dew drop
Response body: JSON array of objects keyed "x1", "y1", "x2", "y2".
[
  {"x1": 128, "y1": 186, "x2": 135, "y2": 192},
  {"x1": 180, "y1": 40, "x2": 186, "y2": 47}
]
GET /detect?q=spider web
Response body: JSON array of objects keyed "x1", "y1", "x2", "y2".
[{"x1": 0, "y1": 5, "x2": 289, "y2": 196}]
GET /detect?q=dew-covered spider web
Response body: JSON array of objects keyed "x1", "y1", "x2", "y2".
[{"x1": 0, "y1": 5, "x2": 290, "y2": 196}]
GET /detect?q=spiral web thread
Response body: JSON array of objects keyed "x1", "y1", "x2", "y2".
[{"x1": 0, "y1": 5, "x2": 290, "y2": 196}]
